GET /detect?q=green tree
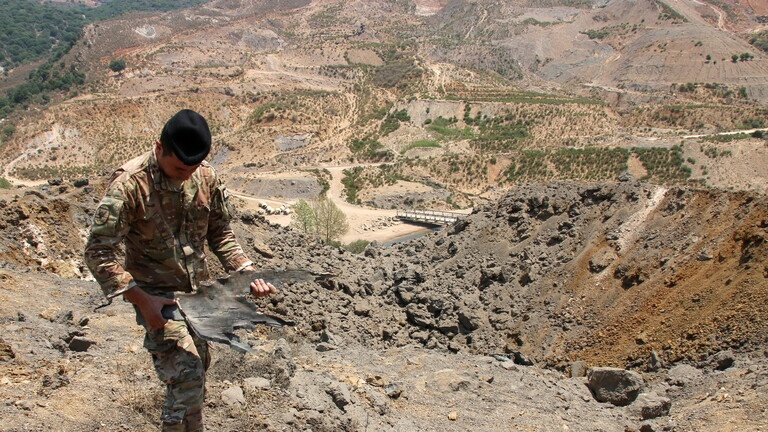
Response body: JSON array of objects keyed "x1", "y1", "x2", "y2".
[
  {"x1": 291, "y1": 199, "x2": 316, "y2": 236},
  {"x1": 108, "y1": 58, "x2": 126, "y2": 72},
  {"x1": 313, "y1": 198, "x2": 349, "y2": 244},
  {"x1": 739, "y1": 86, "x2": 748, "y2": 98}
]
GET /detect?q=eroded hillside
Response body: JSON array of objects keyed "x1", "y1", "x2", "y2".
[
  {"x1": 2, "y1": 0, "x2": 768, "y2": 202},
  {"x1": 0, "y1": 175, "x2": 767, "y2": 431}
]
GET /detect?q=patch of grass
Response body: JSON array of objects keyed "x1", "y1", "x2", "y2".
[
  {"x1": 402, "y1": 139, "x2": 440, "y2": 154},
  {"x1": 0, "y1": 177, "x2": 11, "y2": 189},
  {"x1": 344, "y1": 239, "x2": 370, "y2": 254},
  {"x1": 427, "y1": 116, "x2": 474, "y2": 141}
]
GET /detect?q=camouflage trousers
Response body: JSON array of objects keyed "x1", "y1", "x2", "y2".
[{"x1": 142, "y1": 318, "x2": 210, "y2": 432}]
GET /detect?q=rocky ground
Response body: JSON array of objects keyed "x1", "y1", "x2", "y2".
[{"x1": 0, "y1": 176, "x2": 767, "y2": 431}]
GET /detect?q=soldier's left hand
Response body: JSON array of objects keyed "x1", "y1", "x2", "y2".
[{"x1": 250, "y1": 278, "x2": 276, "y2": 297}]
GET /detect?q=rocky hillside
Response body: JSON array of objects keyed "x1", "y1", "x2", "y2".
[{"x1": 0, "y1": 175, "x2": 766, "y2": 431}]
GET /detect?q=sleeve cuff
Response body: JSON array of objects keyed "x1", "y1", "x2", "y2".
[
  {"x1": 234, "y1": 261, "x2": 254, "y2": 272},
  {"x1": 106, "y1": 279, "x2": 137, "y2": 300}
]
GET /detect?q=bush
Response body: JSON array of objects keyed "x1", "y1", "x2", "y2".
[
  {"x1": 108, "y1": 58, "x2": 126, "y2": 72},
  {"x1": 344, "y1": 239, "x2": 370, "y2": 254}
]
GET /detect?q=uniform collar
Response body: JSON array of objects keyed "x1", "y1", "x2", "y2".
[{"x1": 150, "y1": 149, "x2": 186, "y2": 192}]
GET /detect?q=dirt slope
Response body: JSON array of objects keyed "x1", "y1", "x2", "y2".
[{"x1": 0, "y1": 176, "x2": 767, "y2": 431}]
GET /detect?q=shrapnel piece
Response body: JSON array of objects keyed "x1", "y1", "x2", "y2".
[{"x1": 164, "y1": 268, "x2": 334, "y2": 352}]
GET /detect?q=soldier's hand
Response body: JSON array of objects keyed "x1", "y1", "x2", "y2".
[
  {"x1": 124, "y1": 286, "x2": 177, "y2": 329},
  {"x1": 250, "y1": 278, "x2": 276, "y2": 297},
  {"x1": 141, "y1": 295, "x2": 178, "y2": 329}
]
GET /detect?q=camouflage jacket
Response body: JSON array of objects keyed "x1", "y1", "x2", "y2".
[{"x1": 84, "y1": 150, "x2": 252, "y2": 300}]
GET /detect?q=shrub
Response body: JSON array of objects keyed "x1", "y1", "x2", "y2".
[
  {"x1": 344, "y1": 239, "x2": 370, "y2": 254},
  {"x1": 108, "y1": 58, "x2": 126, "y2": 72}
]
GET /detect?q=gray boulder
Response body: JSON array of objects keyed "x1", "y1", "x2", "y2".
[{"x1": 586, "y1": 366, "x2": 644, "y2": 406}]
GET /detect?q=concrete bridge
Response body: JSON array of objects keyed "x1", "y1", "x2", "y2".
[{"x1": 395, "y1": 209, "x2": 466, "y2": 226}]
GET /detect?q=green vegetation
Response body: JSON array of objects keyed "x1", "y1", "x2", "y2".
[
  {"x1": 380, "y1": 109, "x2": 410, "y2": 136},
  {"x1": 0, "y1": 177, "x2": 11, "y2": 189},
  {"x1": 307, "y1": 3, "x2": 344, "y2": 29},
  {"x1": 501, "y1": 147, "x2": 629, "y2": 184},
  {"x1": 581, "y1": 28, "x2": 609, "y2": 40},
  {"x1": 343, "y1": 239, "x2": 370, "y2": 254},
  {"x1": 12, "y1": 163, "x2": 99, "y2": 180},
  {"x1": 632, "y1": 146, "x2": 691, "y2": 182},
  {"x1": 341, "y1": 165, "x2": 402, "y2": 204},
  {"x1": 522, "y1": 18, "x2": 553, "y2": 27},
  {"x1": 313, "y1": 197, "x2": 349, "y2": 244},
  {"x1": 579, "y1": 23, "x2": 640, "y2": 40},
  {"x1": 372, "y1": 49, "x2": 423, "y2": 89},
  {"x1": 749, "y1": 30, "x2": 768, "y2": 53},
  {"x1": 108, "y1": 58, "x2": 127, "y2": 73},
  {"x1": 702, "y1": 133, "x2": 749, "y2": 143},
  {"x1": 443, "y1": 90, "x2": 603, "y2": 105},
  {"x1": 401, "y1": 139, "x2": 440, "y2": 154},
  {"x1": 305, "y1": 168, "x2": 331, "y2": 196},
  {"x1": 426, "y1": 116, "x2": 474, "y2": 141},
  {"x1": 349, "y1": 137, "x2": 394, "y2": 162},
  {"x1": 471, "y1": 119, "x2": 530, "y2": 152},
  {"x1": 290, "y1": 198, "x2": 349, "y2": 244},
  {"x1": 502, "y1": 150, "x2": 552, "y2": 183},
  {"x1": 0, "y1": 0, "x2": 209, "y2": 68},
  {"x1": 1, "y1": 54, "x2": 85, "y2": 116},
  {"x1": 291, "y1": 200, "x2": 315, "y2": 236},
  {"x1": 249, "y1": 102, "x2": 279, "y2": 123},
  {"x1": 341, "y1": 166, "x2": 364, "y2": 204},
  {"x1": 0, "y1": 0, "x2": 211, "y2": 117},
  {"x1": 741, "y1": 117, "x2": 765, "y2": 129},
  {"x1": 2, "y1": 123, "x2": 14, "y2": 138},
  {"x1": 0, "y1": 0, "x2": 86, "y2": 68},
  {"x1": 701, "y1": 144, "x2": 733, "y2": 158},
  {"x1": 655, "y1": 0, "x2": 687, "y2": 22}
]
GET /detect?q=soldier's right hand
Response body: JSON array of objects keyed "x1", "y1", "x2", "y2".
[
  {"x1": 123, "y1": 285, "x2": 177, "y2": 329},
  {"x1": 140, "y1": 295, "x2": 178, "y2": 329}
]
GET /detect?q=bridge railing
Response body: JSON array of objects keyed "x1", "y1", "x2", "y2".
[{"x1": 396, "y1": 209, "x2": 465, "y2": 225}]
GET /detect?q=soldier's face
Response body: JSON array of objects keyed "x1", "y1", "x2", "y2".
[{"x1": 155, "y1": 141, "x2": 201, "y2": 181}]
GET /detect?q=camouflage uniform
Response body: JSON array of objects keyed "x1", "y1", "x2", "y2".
[{"x1": 84, "y1": 149, "x2": 252, "y2": 431}]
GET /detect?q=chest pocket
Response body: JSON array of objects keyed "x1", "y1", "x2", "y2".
[{"x1": 137, "y1": 205, "x2": 176, "y2": 257}]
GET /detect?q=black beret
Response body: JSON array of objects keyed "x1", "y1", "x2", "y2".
[{"x1": 160, "y1": 109, "x2": 211, "y2": 166}]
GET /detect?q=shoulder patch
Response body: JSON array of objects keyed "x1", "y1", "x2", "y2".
[
  {"x1": 90, "y1": 196, "x2": 125, "y2": 237},
  {"x1": 94, "y1": 204, "x2": 111, "y2": 225}
]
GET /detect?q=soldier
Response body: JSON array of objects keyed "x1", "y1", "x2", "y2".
[{"x1": 84, "y1": 109, "x2": 276, "y2": 431}]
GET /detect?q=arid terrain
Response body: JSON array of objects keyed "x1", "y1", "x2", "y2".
[{"x1": 1, "y1": 0, "x2": 768, "y2": 431}]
